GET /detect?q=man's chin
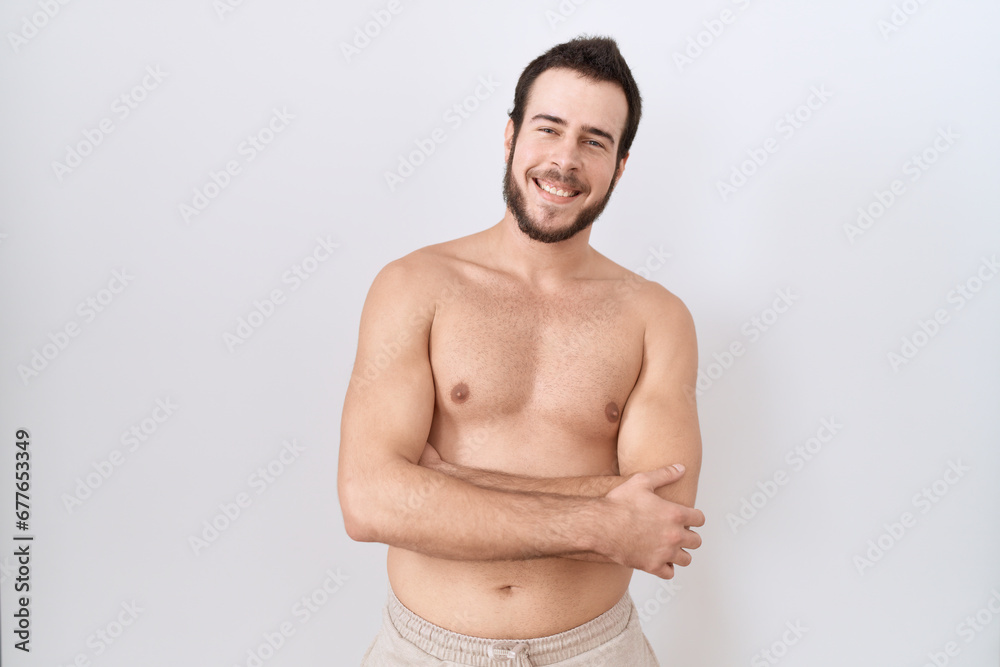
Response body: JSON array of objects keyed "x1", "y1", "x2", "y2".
[{"x1": 515, "y1": 214, "x2": 592, "y2": 244}]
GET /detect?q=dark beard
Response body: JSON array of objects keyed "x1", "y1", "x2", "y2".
[{"x1": 502, "y1": 134, "x2": 619, "y2": 244}]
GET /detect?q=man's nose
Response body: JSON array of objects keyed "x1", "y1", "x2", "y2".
[{"x1": 548, "y1": 135, "x2": 582, "y2": 172}]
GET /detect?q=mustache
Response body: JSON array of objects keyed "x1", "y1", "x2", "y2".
[{"x1": 530, "y1": 170, "x2": 587, "y2": 193}]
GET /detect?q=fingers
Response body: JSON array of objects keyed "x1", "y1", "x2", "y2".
[
  {"x1": 655, "y1": 528, "x2": 700, "y2": 572},
  {"x1": 686, "y1": 529, "x2": 703, "y2": 551},
  {"x1": 673, "y1": 527, "x2": 702, "y2": 553},
  {"x1": 650, "y1": 547, "x2": 694, "y2": 578},
  {"x1": 678, "y1": 506, "x2": 706, "y2": 528},
  {"x1": 638, "y1": 464, "x2": 686, "y2": 490},
  {"x1": 651, "y1": 563, "x2": 675, "y2": 580}
]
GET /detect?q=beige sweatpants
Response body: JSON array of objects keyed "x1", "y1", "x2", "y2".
[{"x1": 361, "y1": 585, "x2": 660, "y2": 666}]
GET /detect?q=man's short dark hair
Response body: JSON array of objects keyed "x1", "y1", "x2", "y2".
[{"x1": 508, "y1": 35, "x2": 642, "y2": 165}]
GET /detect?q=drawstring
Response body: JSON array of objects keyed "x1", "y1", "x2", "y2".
[{"x1": 487, "y1": 641, "x2": 530, "y2": 664}]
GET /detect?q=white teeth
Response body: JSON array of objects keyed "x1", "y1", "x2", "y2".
[{"x1": 537, "y1": 180, "x2": 578, "y2": 198}]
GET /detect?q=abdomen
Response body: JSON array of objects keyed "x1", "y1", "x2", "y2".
[{"x1": 387, "y1": 546, "x2": 633, "y2": 638}]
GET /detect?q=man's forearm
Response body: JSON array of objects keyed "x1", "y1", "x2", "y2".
[
  {"x1": 430, "y1": 460, "x2": 695, "y2": 508},
  {"x1": 432, "y1": 460, "x2": 626, "y2": 497},
  {"x1": 420, "y1": 461, "x2": 701, "y2": 565},
  {"x1": 343, "y1": 457, "x2": 618, "y2": 562}
]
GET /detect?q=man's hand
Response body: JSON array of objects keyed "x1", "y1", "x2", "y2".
[{"x1": 599, "y1": 465, "x2": 705, "y2": 579}]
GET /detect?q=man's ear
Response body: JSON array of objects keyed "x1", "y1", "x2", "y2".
[
  {"x1": 613, "y1": 152, "x2": 630, "y2": 186},
  {"x1": 504, "y1": 119, "x2": 515, "y2": 163}
]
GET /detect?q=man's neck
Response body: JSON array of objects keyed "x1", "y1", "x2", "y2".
[{"x1": 487, "y1": 214, "x2": 594, "y2": 288}]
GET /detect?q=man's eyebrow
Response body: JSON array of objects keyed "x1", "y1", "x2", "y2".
[{"x1": 529, "y1": 113, "x2": 616, "y2": 146}]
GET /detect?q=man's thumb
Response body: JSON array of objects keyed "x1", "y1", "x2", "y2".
[{"x1": 642, "y1": 464, "x2": 685, "y2": 490}]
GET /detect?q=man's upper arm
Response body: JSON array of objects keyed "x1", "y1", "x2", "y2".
[
  {"x1": 338, "y1": 257, "x2": 437, "y2": 529},
  {"x1": 616, "y1": 285, "x2": 702, "y2": 508}
]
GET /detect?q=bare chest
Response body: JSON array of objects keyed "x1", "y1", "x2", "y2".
[{"x1": 428, "y1": 277, "x2": 643, "y2": 469}]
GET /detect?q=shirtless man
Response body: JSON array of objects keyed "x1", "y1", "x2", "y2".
[{"x1": 339, "y1": 36, "x2": 705, "y2": 666}]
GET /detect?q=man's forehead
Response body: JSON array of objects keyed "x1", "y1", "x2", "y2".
[{"x1": 523, "y1": 67, "x2": 628, "y2": 140}]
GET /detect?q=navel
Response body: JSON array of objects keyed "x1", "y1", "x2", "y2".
[
  {"x1": 451, "y1": 382, "x2": 470, "y2": 403},
  {"x1": 605, "y1": 401, "x2": 620, "y2": 422}
]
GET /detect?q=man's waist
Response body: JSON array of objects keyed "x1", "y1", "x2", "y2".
[{"x1": 387, "y1": 546, "x2": 632, "y2": 637}]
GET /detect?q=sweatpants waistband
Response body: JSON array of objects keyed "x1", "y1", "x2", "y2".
[{"x1": 385, "y1": 586, "x2": 634, "y2": 666}]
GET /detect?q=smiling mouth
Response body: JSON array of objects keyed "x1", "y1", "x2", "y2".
[{"x1": 534, "y1": 178, "x2": 581, "y2": 199}]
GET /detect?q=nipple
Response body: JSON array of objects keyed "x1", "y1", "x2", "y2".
[
  {"x1": 605, "y1": 401, "x2": 620, "y2": 422},
  {"x1": 451, "y1": 382, "x2": 470, "y2": 403}
]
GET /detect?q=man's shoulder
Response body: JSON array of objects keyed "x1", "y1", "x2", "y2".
[
  {"x1": 592, "y1": 251, "x2": 692, "y2": 324},
  {"x1": 636, "y1": 279, "x2": 692, "y2": 324},
  {"x1": 400, "y1": 234, "x2": 477, "y2": 269},
  {"x1": 587, "y1": 253, "x2": 696, "y2": 357},
  {"x1": 369, "y1": 234, "x2": 479, "y2": 303},
  {"x1": 629, "y1": 279, "x2": 696, "y2": 354}
]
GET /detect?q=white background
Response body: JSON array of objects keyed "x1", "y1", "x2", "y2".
[{"x1": 1, "y1": 1, "x2": 998, "y2": 665}]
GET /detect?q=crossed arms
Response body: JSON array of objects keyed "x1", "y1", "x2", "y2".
[{"x1": 337, "y1": 258, "x2": 705, "y2": 579}]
